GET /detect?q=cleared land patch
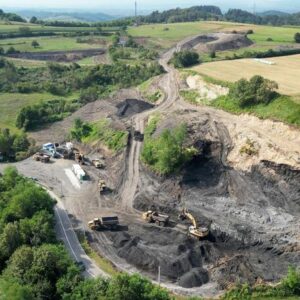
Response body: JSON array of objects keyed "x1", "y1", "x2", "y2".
[{"x1": 192, "y1": 54, "x2": 300, "y2": 96}]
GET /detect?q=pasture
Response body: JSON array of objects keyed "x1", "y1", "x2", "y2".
[
  {"x1": 192, "y1": 54, "x2": 300, "y2": 96},
  {"x1": 0, "y1": 36, "x2": 109, "y2": 52}
]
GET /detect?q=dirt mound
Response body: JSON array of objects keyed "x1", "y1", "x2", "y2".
[
  {"x1": 178, "y1": 268, "x2": 209, "y2": 288},
  {"x1": 116, "y1": 99, "x2": 154, "y2": 118},
  {"x1": 178, "y1": 33, "x2": 253, "y2": 53},
  {"x1": 7, "y1": 48, "x2": 106, "y2": 62}
]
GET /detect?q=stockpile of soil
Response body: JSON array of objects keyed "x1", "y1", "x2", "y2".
[{"x1": 116, "y1": 99, "x2": 154, "y2": 118}]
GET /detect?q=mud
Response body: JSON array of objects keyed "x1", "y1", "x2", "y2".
[{"x1": 7, "y1": 48, "x2": 106, "y2": 62}]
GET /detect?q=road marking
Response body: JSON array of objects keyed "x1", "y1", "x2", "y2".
[{"x1": 55, "y1": 205, "x2": 79, "y2": 261}]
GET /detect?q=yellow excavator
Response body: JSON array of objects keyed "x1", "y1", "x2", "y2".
[{"x1": 178, "y1": 208, "x2": 211, "y2": 239}]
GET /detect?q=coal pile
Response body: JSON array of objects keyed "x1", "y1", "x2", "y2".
[{"x1": 116, "y1": 99, "x2": 154, "y2": 118}]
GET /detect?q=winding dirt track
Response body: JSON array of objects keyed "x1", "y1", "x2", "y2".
[{"x1": 120, "y1": 48, "x2": 180, "y2": 212}]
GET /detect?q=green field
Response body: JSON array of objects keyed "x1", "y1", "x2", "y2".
[
  {"x1": 0, "y1": 92, "x2": 77, "y2": 132},
  {"x1": 129, "y1": 21, "x2": 300, "y2": 51},
  {"x1": 0, "y1": 36, "x2": 109, "y2": 52},
  {"x1": 0, "y1": 21, "x2": 118, "y2": 34}
]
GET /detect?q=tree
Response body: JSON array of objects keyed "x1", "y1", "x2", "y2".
[
  {"x1": 106, "y1": 273, "x2": 170, "y2": 300},
  {"x1": 0, "y1": 278, "x2": 33, "y2": 300},
  {"x1": 170, "y1": 50, "x2": 200, "y2": 68},
  {"x1": 3, "y1": 244, "x2": 80, "y2": 299},
  {"x1": 6, "y1": 47, "x2": 18, "y2": 55},
  {"x1": 229, "y1": 75, "x2": 278, "y2": 107},
  {"x1": 18, "y1": 27, "x2": 32, "y2": 36},
  {"x1": 29, "y1": 16, "x2": 38, "y2": 24},
  {"x1": 294, "y1": 32, "x2": 300, "y2": 43},
  {"x1": 31, "y1": 40, "x2": 39, "y2": 48}
]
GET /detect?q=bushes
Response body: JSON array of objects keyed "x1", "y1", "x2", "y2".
[
  {"x1": 142, "y1": 121, "x2": 197, "y2": 175},
  {"x1": 16, "y1": 99, "x2": 81, "y2": 131},
  {"x1": 294, "y1": 32, "x2": 300, "y2": 43},
  {"x1": 0, "y1": 129, "x2": 31, "y2": 161},
  {"x1": 70, "y1": 118, "x2": 93, "y2": 142},
  {"x1": 229, "y1": 75, "x2": 278, "y2": 107},
  {"x1": 222, "y1": 267, "x2": 300, "y2": 299},
  {"x1": 170, "y1": 50, "x2": 200, "y2": 68},
  {"x1": 0, "y1": 59, "x2": 164, "y2": 95},
  {"x1": 70, "y1": 118, "x2": 128, "y2": 152}
]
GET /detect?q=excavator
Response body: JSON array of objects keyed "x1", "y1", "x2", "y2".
[{"x1": 178, "y1": 208, "x2": 211, "y2": 239}]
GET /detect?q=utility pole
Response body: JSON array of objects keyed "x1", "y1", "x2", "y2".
[
  {"x1": 134, "y1": 1, "x2": 138, "y2": 26},
  {"x1": 253, "y1": 0, "x2": 256, "y2": 15},
  {"x1": 158, "y1": 265, "x2": 161, "y2": 286}
]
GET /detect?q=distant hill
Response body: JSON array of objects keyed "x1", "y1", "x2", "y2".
[
  {"x1": 258, "y1": 10, "x2": 290, "y2": 17},
  {"x1": 0, "y1": 9, "x2": 26, "y2": 22},
  {"x1": 14, "y1": 10, "x2": 116, "y2": 22},
  {"x1": 138, "y1": 5, "x2": 222, "y2": 23}
]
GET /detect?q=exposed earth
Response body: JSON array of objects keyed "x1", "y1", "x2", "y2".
[
  {"x1": 1, "y1": 33, "x2": 299, "y2": 298},
  {"x1": 7, "y1": 48, "x2": 106, "y2": 62}
]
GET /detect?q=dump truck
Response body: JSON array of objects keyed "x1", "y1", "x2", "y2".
[
  {"x1": 88, "y1": 216, "x2": 119, "y2": 231},
  {"x1": 98, "y1": 179, "x2": 106, "y2": 193},
  {"x1": 74, "y1": 152, "x2": 84, "y2": 165},
  {"x1": 178, "y1": 208, "x2": 211, "y2": 239},
  {"x1": 92, "y1": 159, "x2": 105, "y2": 169},
  {"x1": 33, "y1": 152, "x2": 50, "y2": 163},
  {"x1": 142, "y1": 210, "x2": 169, "y2": 226}
]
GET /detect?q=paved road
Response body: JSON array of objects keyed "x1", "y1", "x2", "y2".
[{"x1": 49, "y1": 190, "x2": 108, "y2": 279}]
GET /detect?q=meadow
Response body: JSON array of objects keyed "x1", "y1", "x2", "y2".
[
  {"x1": 0, "y1": 21, "x2": 117, "y2": 34},
  {"x1": 0, "y1": 92, "x2": 78, "y2": 132},
  {"x1": 0, "y1": 36, "x2": 109, "y2": 52},
  {"x1": 191, "y1": 54, "x2": 300, "y2": 96}
]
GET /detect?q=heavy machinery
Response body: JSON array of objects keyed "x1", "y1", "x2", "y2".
[
  {"x1": 74, "y1": 152, "x2": 84, "y2": 165},
  {"x1": 142, "y1": 210, "x2": 170, "y2": 226},
  {"x1": 98, "y1": 179, "x2": 106, "y2": 193},
  {"x1": 33, "y1": 152, "x2": 50, "y2": 163},
  {"x1": 92, "y1": 159, "x2": 105, "y2": 169},
  {"x1": 88, "y1": 216, "x2": 119, "y2": 231},
  {"x1": 178, "y1": 208, "x2": 211, "y2": 239}
]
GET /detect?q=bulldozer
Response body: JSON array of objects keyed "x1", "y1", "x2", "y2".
[
  {"x1": 178, "y1": 208, "x2": 211, "y2": 239},
  {"x1": 88, "y1": 216, "x2": 119, "y2": 231},
  {"x1": 92, "y1": 159, "x2": 105, "y2": 169},
  {"x1": 142, "y1": 210, "x2": 169, "y2": 227}
]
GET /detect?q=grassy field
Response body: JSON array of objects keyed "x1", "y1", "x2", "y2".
[
  {"x1": 0, "y1": 92, "x2": 77, "y2": 131},
  {"x1": 191, "y1": 54, "x2": 300, "y2": 96},
  {"x1": 0, "y1": 21, "x2": 118, "y2": 34},
  {"x1": 129, "y1": 21, "x2": 300, "y2": 51},
  {"x1": 0, "y1": 36, "x2": 109, "y2": 52}
]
